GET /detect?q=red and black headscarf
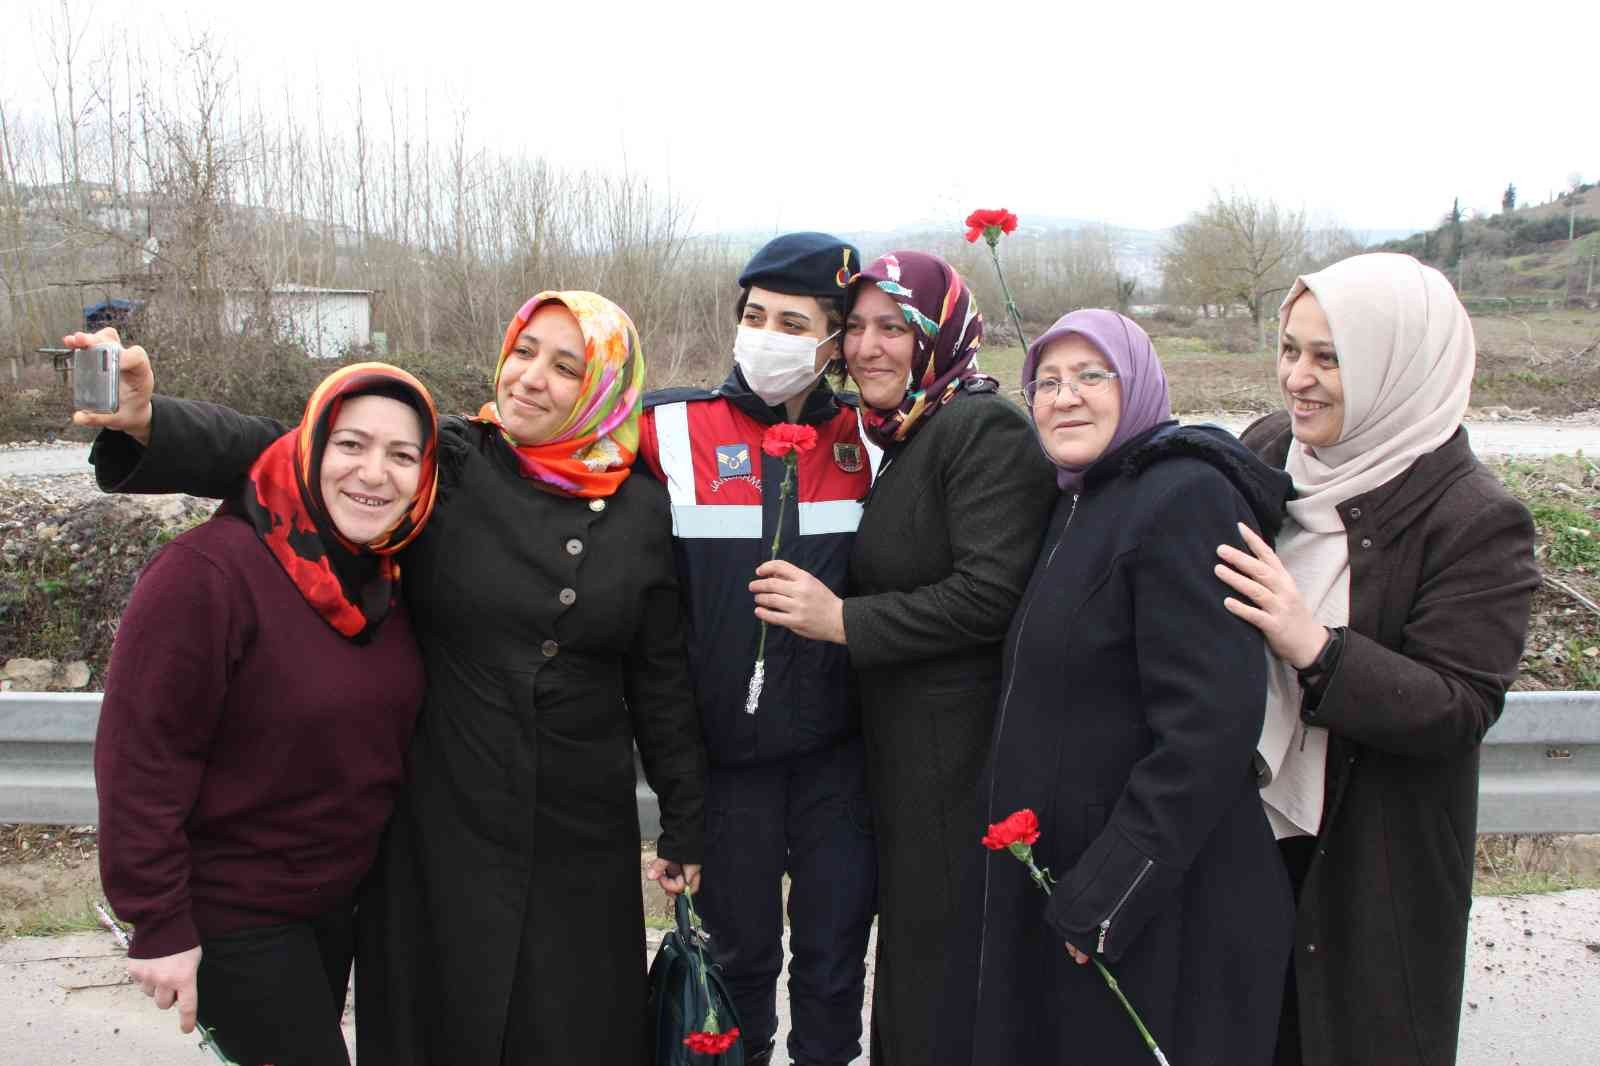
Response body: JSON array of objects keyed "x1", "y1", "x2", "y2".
[
  {"x1": 227, "y1": 362, "x2": 440, "y2": 643},
  {"x1": 847, "y1": 250, "x2": 994, "y2": 448}
]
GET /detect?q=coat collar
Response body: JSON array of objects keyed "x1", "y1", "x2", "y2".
[{"x1": 1245, "y1": 409, "x2": 1480, "y2": 546}]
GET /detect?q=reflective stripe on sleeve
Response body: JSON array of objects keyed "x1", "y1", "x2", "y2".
[
  {"x1": 654, "y1": 401, "x2": 696, "y2": 507},
  {"x1": 671, "y1": 504, "x2": 762, "y2": 539},
  {"x1": 797, "y1": 499, "x2": 864, "y2": 536}
]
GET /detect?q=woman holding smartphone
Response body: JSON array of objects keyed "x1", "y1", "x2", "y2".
[
  {"x1": 97, "y1": 362, "x2": 439, "y2": 1065},
  {"x1": 72, "y1": 290, "x2": 706, "y2": 1065}
]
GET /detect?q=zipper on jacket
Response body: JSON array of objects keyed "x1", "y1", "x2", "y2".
[
  {"x1": 974, "y1": 493, "x2": 1079, "y2": 1030},
  {"x1": 1097, "y1": 857, "x2": 1154, "y2": 954},
  {"x1": 1043, "y1": 492, "x2": 1079, "y2": 568}
]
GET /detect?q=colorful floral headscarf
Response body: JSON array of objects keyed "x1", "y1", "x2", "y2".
[
  {"x1": 230, "y1": 362, "x2": 440, "y2": 643},
  {"x1": 847, "y1": 251, "x2": 993, "y2": 448},
  {"x1": 472, "y1": 290, "x2": 645, "y2": 498}
]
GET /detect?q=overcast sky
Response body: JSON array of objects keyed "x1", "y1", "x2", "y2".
[{"x1": 5, "y1": 0, "x2": 1594, "y2": 238}]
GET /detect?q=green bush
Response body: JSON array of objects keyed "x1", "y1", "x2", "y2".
[
  {"x1": 1530, "y1": 503, "x2": 1600, "y2": 568},
  {"x1": 0, "y1": 492, "x2": 211, "y2": 683}
]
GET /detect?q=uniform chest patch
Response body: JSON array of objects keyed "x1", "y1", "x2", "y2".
[
  {"x1": 833, "y1": 442, "x2": 863, "y2": 473},
  {"x1": 715, "y1": 443, "x2": 752, "y2": 478}
]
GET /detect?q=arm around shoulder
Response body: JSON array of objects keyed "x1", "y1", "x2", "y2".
[{"x1": 91, "y1": 395, "x2": 288, "y2": 498}]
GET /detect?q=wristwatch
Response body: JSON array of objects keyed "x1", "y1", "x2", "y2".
[{"x1": 1297, "y1": 626, "x2": 1346, "y2": 684}]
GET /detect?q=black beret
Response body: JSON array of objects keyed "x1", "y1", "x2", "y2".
[{"x1": 737, "y1": 232, "x2": 860, "y2": 298}]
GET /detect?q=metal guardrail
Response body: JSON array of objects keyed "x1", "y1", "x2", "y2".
[
  {"x1": 1475, "y1": 690, "x2": 1600, "y2": 833},
  {"x1": 0, "y1": 691, "x2": 662, "y2": 838},
  {"x1": 3, "y1": 690, "x2": 1597, "y2": 834}
]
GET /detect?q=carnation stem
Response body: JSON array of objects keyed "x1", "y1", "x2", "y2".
[
  {"x1": 753, "y1": 455, "x2": 797, "y2": 663},
  {"x1": 681, "y1": 888, "x2": 720, "y2": 1032},
  {"x1": 196, "y1": 1024, "x2": 241, "y2": 1065},
  {"x1": 987, "y1": 242, "x2": 1030, "y2": 350},
  {"x1": 1022, "y1": 856, "x2": 1169, "y2": 1064}
]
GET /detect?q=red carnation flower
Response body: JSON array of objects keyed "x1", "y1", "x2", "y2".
[
  {"x1": 964, "y1": 208, "x2": 1020, "y2": 244},
  {"x1": 981, "y1": 808, "x2": 1040, "y2": 850},
  {"x1": 760, "y1": 423, "x2": 819, "y2": 458},
  {"x1": 683, "y1": 1027, "x2": 742, "y2": 1055}
]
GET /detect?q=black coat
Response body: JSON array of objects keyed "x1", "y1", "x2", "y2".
[
  {"x1": 839, "y1": 387, "x2": 1056, "y2": 1066},
  {"x1": 1242, "y1": 412, "x2": 1539, "y2": 1066},
  {"x1": 946, "y1": 424, "x2": 1295, "y2": 1066},
  {"x1": 91, "y1": 398, "x2": 707, "y2": 1066}
]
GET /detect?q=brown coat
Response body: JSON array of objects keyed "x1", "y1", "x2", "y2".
[{"x1": 1243, "y1": 411, "x2": 1538, "y2": 1066}]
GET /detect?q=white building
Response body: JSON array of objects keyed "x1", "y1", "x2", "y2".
[{"x1": 222, "y1": 285, "x2": 374, "y2": 360}]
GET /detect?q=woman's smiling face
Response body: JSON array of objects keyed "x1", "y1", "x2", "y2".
[
  {"x1": 495, "y1": 302, "x2": 587, "y2": 443},
  {"x1": 843, "y1": 284, "x2": 916, "y2": 409},
  {"x1": 1278, "y1": 291, "x2": 1344, "y2": 449},
  {"x1": 1030, "y1": 335, "x2": 1123, "y2": 469},
  {"x1": 319, "y1": 394, "x2": 424, "y2": 545}
]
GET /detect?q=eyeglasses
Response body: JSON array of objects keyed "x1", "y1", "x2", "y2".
[{"x1": 1020, "y1": 370, "x2": 1120, "y2": 406}]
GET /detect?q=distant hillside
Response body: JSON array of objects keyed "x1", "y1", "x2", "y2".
[
  {"x1": 1377, "y1": 184, "x2": 1599, "y2": 305},
  {"x1": 1512, "y1": 185, "x2": 1600, "y2": 222}
]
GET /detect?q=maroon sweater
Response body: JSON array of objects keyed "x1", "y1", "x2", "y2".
[{"x1": 96, "y1": 514, "x2": 424, "y2": 958}]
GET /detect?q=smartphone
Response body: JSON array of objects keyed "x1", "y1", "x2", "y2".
[{"x1": 73, "y1": 343, "x2": 121, "y2": 413}]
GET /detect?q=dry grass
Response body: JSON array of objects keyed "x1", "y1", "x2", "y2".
[
  {"x1": 978, "y1": 308, "x2": 1600, "y2": 418},
  {"x1": 5, "y1": 828, "x2": 1591, "y2": 941},
  {"x1": 1475, "y1": 834, "x2": 1600, "y2": 896},
  {"x1": 0, "y1": 830, "x2": 686, "y2": 939}
]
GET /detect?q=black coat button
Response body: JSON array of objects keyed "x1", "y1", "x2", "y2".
[{"x1": 566, "y1": 538, "x2": 584, "y2": 556}]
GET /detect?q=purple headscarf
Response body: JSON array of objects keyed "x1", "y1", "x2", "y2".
[{"x1": 1020, "y1": 309, "x2": 1172, "y2": 491}]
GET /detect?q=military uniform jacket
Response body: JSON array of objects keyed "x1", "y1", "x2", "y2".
[{"x1": 640, "y1": 368, "x2": 875, "y2": 767}]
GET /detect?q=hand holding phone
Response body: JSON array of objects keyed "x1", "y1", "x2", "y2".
[
  {"x1": 73, "y1": 342, "x2": 121, "y2": 413},
  {"x1": 66, "y1": 328, "x2": 156, "y2": 446}
]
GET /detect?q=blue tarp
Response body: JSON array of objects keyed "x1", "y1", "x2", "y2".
[{"x1": 82, "y1": 299, "x2": 144, "y2": 332}]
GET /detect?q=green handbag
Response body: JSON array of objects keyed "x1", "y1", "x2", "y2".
[{"x1": 647, "y1": 892, "x2": 746, "y2": 1065}]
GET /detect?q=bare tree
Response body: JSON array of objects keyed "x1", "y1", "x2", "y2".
[{"x1": 1161, "y1": 191, "x2": 1308, "y2": 345}]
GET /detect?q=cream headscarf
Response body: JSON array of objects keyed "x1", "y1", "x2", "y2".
[{"x1": 1258, "y1": 252, "x2": 1475, "y2": 838}]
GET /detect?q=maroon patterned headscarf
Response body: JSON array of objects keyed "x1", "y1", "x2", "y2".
[{"x1": 847, "y1": 251, "x2": 994, "y2": 448}]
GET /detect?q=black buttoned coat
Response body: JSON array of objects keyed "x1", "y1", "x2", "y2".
[
  {"x1": 942, "y1": 424, "x2": 1295, "y2": 1066},
  {"x1": 840, "y1": 387, "x2": 1057, "y2": 1066},
  {"x1": 92, "y1": 399, "x2": 707, "y2": 1065},
  {"x1": 1242, "y1": 411, "x2": 1538, "y2": 1066}
]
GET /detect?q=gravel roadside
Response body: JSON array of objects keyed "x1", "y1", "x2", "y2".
[{"x1": 1, "y1": 891, "x2": 1595, "y2": 1065}]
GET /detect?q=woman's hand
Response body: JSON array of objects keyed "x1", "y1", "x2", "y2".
[
  {"x1": 1215, "y1": 522, "x2": 1330, "y2": 670},
  {"x1": 750, "y1": 560, "x2": 847, "y2": 644},
  {"x1": 65, "y1": 327, "x2": 156, "y2": 446},
  {"x1": 1064, "y1": 941, "x2": 1090, "y2": 965},
  {"x1": 645, "y1": 858, "x2": 702, "y2": 897},
  {"x1": 127, "y1": 945, "x2": 202, "y2": 1033}
]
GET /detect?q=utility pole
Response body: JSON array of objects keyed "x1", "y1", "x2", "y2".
[{"x1": 1568, "y1": 198, "x2": 1579, "y2": 305}]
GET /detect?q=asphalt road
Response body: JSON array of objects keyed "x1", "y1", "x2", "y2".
[{"x1": 2, "y1": 890, "x2": 1595, "y2": 1064}]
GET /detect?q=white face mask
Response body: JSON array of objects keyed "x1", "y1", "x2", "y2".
[{"x1": 733, "y1": 324, "x2": 837, "y2": 406}]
